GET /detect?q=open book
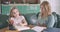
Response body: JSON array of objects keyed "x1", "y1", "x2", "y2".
[
  {"x1": 32, "y1": 26, "x2": 46, "y2": 32},
  {"x1": 13, "y1": 26, "x2": 30, "y2": 31},
  {"x1": 13, "y1": 25, "x2": 46, "y2": 32}
]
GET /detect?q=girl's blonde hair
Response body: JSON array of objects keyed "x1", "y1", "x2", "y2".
[
  {"x1": 10, "y1": 7, "x2": 20, "y2": 17},
  {"x1": 40, "y1": 1, "x2": 51, "y2": 17}
]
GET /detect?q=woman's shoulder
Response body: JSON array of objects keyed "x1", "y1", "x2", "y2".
[
  {"x1": 48, "y1": 14, "x2": 54, "y2": 19},
  {"x1": 48, "y1": 14, "x2": 54, "y2": 17}
]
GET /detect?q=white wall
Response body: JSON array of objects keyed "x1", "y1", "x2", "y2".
[{"x1": 40, "y1": 0, "x2": 60, "y2": 15}]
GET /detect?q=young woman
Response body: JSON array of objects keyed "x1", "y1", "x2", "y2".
[{"x1": 38, "y1": 1, "x2": 55, "y2": 28}]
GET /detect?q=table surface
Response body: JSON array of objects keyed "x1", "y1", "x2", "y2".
[
  {"x1": 43, "y1": 28, "x2": 60, "y2": 32},
  {"x1": 0, "y1": 25, "x2": 34, "y2": 32},
  {"x1": 0, "y1": 26, "x2": 60, "y2": 32}
]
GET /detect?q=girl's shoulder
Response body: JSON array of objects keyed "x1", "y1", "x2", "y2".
[
  {"x1": 19, "y1": 15, "x2": 24, "y2": 18},
  {"x1": 19, "y1": 15, "x2": 25, "y2": 19}
]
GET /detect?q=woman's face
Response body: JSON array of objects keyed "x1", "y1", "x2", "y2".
[
  {"x1": 12, "y1": 9, "x2": 19, "y2": 17},
  {"x1": 41, "y1": 5, "x2": 46, "y2": 13}
]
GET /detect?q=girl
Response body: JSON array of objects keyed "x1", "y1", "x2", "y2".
[
  {"x1": 38, "y1": 1, "x2": 55, "y2": 28},
  {"x1": 9, "y1": 7, "x2": 30, "y2": 31}
]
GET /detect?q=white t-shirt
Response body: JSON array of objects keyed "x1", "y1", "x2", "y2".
[
  {"x1": 10, "y1": 16, "x2": 30, "y2": 31},
  {"x1": 10, "y1": 16, "x2": 25, "y2": 26}
]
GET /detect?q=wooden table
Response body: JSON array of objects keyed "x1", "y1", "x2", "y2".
[
  {"x1": 0, "y1": 27, "x2": 9, "y2": 32},
  {"x1": 5, "y1": 30, "x2": 18, "y2": 32},
  {"x1": 0, "y1": 25, "x2": 47, "y2": 32},
  {"x1": 0, "y1": 25, "x2": 34, "y2": 32},
  {"x1": 0, "y1": 27, "x2": 19, "y2": 32}
]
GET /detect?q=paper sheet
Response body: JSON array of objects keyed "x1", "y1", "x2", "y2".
[
  {"x1": 14, "y1": 26, "x2": 30, "y2": 31},
  {"x1": 32, "y1": 26, "x2": 46, "y2": 32}
]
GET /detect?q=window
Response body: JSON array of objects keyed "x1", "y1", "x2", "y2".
[{"x1": 1, "y1": 0, "x2": 40, "y2": 4}]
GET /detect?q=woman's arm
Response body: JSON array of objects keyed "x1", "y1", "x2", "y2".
[{"x1": 47, "y1": 15, "x2": 55, "y2": 28}]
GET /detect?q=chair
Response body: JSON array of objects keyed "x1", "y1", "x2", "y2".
[{"x1": 0, "y1": 14, "x2": 9, "y2": 29}]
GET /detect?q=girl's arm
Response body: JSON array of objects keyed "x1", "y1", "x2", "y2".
[
  {"x1": 19, "y1": 19, "x2": 28, "y2": 26},
  {"x1": 9, "y1": 19, "x2": 14, "y2": 25},
  {"x1": 22, "y1": 19, "x2": 28, "y2": 26},
  {"x1": 20, "y1": 16, "x2": 28, "y2": 26}
]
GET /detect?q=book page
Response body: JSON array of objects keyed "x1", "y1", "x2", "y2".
[
  {"x1": 32, "y1": 26, "x2": 46, "y2": 32},
  {"x1": 14, "y1": 26, "x2": 30, "y2": 31}
]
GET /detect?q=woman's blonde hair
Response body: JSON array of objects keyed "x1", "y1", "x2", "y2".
[{"x1": 40, "y1": 1, "x2": 51, "y2": 17}]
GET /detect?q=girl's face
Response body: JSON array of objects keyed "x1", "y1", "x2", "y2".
[{"x1": 12, "y1": 9, "x2": 19, "y2": 17}]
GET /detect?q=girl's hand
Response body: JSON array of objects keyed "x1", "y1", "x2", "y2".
[
  {"x1": 20, "y1": 23, "x2": 27, "y2": 27},
  {"x1": 9, "y1": 20, "x2": 14, "y2": 25},
  {"x1": 16, "y1": 23, "x2": 21, "y2": 26},
  {"x1": 20, "y1": 22, "x2": 28, "y2": 27},
  {"x1": 22, "y1": 21, "x2": 25, "y2": 24},
  {"x1": 19, "y1": 19, "x2": 28, "y2": 27}
]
